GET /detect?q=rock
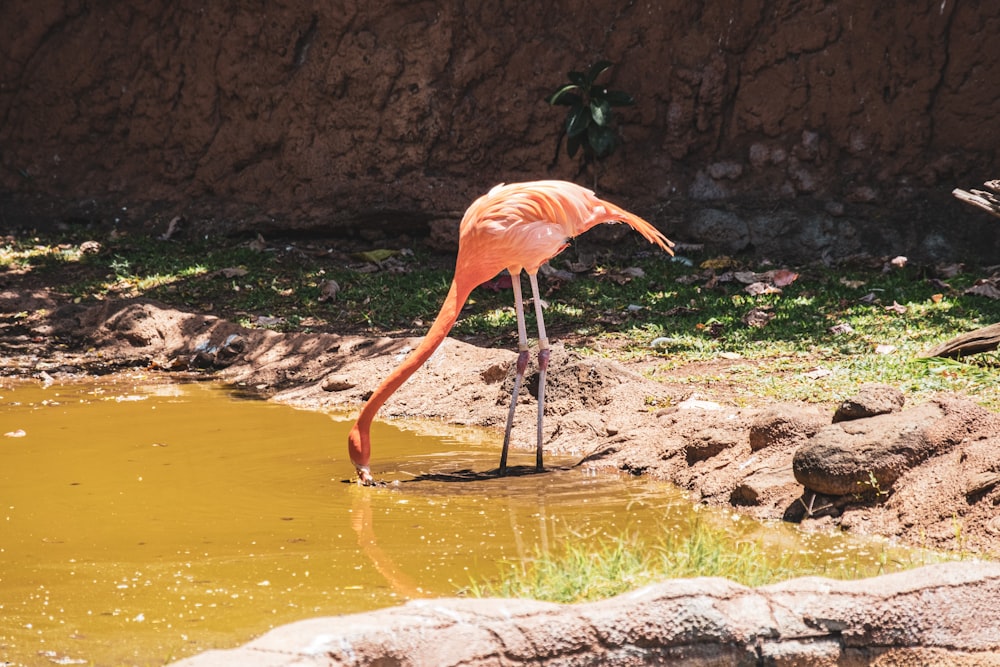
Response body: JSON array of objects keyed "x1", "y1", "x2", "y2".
[
  {"x1": 321, "y1": 375, "x2": 356, "y2": 392},
  {"x1": 832, "y1": 383, "x2": 905, "y2": 422},
  {"x1": 687, "y1": 209, "x2": 749, "y2": 253},
  {"x1": 730, "y1": 463, "x2": 798, "y2": 507},
  {"x1": 168, "y1": 562, "x2": 1000, "y2": 667},
  {"x1": 793, "y1": 397, "x2": 995, "y2": 497},
  {"x1": 685, "y1": 427, "x2": 740, "y2": 463},
  {"x1": 748, "y1": 405, "x2": 826, "y2": 452}
]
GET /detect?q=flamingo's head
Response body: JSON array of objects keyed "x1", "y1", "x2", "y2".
[{"x1": 347, "y1": 423, "x2": 374, "y2": 486}]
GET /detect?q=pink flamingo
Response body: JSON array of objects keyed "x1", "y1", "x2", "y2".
[{"x1": 348, "y1": 180, "x2": 674, "y2": 485}]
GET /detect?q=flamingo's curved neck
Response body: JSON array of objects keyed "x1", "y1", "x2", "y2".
[{"x1": 352, "y1": 277, "x2": 475, "y2": 453}]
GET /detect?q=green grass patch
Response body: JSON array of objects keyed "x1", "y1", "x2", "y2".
[
  {"x1": 466, "y1": 517, "x2": 954, "y2": 603},
  {"x1": 5, "y1": 229, "x2": 1000, "y2": 405}
]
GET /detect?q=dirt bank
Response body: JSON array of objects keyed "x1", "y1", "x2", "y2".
[{"x1": 3, "y1": 287, "x2": 1000, "y2": 559}]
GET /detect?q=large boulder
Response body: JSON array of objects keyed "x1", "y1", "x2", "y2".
[{"x1": 793, "y1": 397, "x2": 999, "y2": 497}]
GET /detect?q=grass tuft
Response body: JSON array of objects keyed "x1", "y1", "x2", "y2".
[{"x1": 466, "y1": 517, "x2": 952, "y2": 603}]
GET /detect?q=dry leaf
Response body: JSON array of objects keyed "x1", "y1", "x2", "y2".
[
  {"x1": 159, "y1": 216, "x2": 182, "y2": 241},
  {"x1": 828, "y1": 322, "x2": 854, "y2": 335},
  {"x1": 890, "y1": 255, "x2": 908, "y2": 268},
  {"x1": 770, "y1": 269, "x2": 799, "y2": 287},
  {"x1": 353, "y1": 248, "x2": 400, "y2": 264},
  {"x1": 839, "y1": 277, "x2": 866, "y2": 288},
  {"x1": 875, "y1": 344, "x2": 897, "y2": 354},
  {"x1": 936, "y1": 263, "x2": 964, "y2": 278},
  {"x1": 802, "y1": 368, "x2": 833, "y2": 379},
  {"x1": 598, "y1": 266, "x2": 645, "y2": 285},
  {"x1": 742, "y1": 307, "x2": 774, "y2": 328},
  {"x1": 745, "y1": 282, "x2": 782, "y2": 296},
  {"x1": 927, "y1": 278, "x2": 952, "y2": 291},
  {"x1": 482, "y1": 274, "x2": 513, "y2": 292},
  {"x1": 662, "y1": 306, "x2": 700, "y2": 317},
  {"x1": 733, "y1": 271, "x2": 758, "y2": 284},
  {"x1": 700, "y1": 256, "x2": 738, "y2": 270},
  {"x1": 884, "y1": 301, "x2": 907, "y2": 314},
  {"x1": 539, "y1": 263, "x2": 575, "y2": 281},
  {"x1": 211, "y1": 267, "x2": 248, "y2": 279},
  {"x1": 248, "y1": 234, "x2": 267, "y2": 252},
  {"x1": 931, "y1": 293, "x2": 944, "y2": 303},
  {"x1": 965, "y1": 282, "x2": 1000, "y2": 299}
]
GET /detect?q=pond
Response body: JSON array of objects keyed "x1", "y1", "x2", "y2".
[{"x1": 0, "y1": 378, "x2": 937, "y2": 666}]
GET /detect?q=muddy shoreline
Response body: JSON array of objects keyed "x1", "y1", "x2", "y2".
[{"x1": 3, "y1": 288, "x2": 999, "y2": 560}]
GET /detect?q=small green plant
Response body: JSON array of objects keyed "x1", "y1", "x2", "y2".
[
  {"x1": 546, "y1": 60, "x2": 635, "y2": 175},
  {"x1": 856, "y1": 470, "x2": 890, "y2": 501}
]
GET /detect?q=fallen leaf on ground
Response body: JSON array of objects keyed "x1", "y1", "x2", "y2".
[
  {"x1": 700, "y1": 256, "x2": 738, "y2": 270},
  {"x1": 676, "y1": 395, "x2": 723, "y2": 411},
  {"x1": 353, "y1": 248, "x2": 399, "y2": 264},
  {"x1": 597, "y1": 266, "x2": 645, "y2": 285},
  {"x1": 927, "y1": 278, "x2": 952, "y2": 291},
  {"x1": 769, "y1": 269, "x2": 799, "y2": 287},
  {"x1": 662, "y1": 306, "x2": 700, "y2": 317},
  {"x1": 884, "y1": 301, "x2": 907, "y2": 314},
  {"x1": 828, "y1": 322, "x2": 855, "y2": 335},
  {"x1": 840, "y1": 277, "x2": 866, "y2": 288},
  {"x1": 936, "y1": 263, "x2": 964, "y2": 278},
  {"x1": 966, "y1": 282, "x2": 1000, "y2": 299},
  {"x1": 248, "y1": 234, "x2": 267, "y2": 252},
  {"x1": 481, "y1": 274, "x2": 513, "y2": 292},
  {"x1": 539, "y1": 263, "x2": 575, "y2": 281},
  {"x1": 745, "y1": 282, "x2": 782, "y2": 296},
  {"x1": 742, "y1": 307, "x2": 775, "y2": 328},
  {"x1": 210, "y1": 267, "x2": 248, "y2": 279},
  {"x1": 875, "y1": 344, "x2": 897, "y2": 354},
  {"x1": 802, "y1": 368, "x2": 833, "y2": 379}
]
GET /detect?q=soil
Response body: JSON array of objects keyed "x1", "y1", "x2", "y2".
[{"x1": 4, "y1": 266, "x2": 1000, "y2": 561}]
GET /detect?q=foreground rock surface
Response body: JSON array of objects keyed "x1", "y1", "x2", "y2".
[{"x1": 170, "y1": 562, "x2": 1000, "y2": 666}]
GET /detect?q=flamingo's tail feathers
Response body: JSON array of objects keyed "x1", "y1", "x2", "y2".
[{"x1": 600, "y1": 202, "x2": 675, "y2": 255}]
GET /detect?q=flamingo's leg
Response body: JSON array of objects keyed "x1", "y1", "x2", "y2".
[
  {"x1": 528, "y1": 272, "x2": 549, "y2": 471},
  {"x1": 499, "y1": 271, "x2": 529, "y2": 475}
]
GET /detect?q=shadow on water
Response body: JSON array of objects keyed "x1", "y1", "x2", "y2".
[
  {"x1": 400, "y1": 464, "x2": 570, "y2": 484},
  {"x1": 0, "y1": 378, "x2": 948, "y2": 666}
]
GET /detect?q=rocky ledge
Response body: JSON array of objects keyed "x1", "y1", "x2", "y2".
[{"x1": 171, "y1": 562, "x2": 1000, "y2": 666}]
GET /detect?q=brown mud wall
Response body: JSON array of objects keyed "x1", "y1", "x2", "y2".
[{"x1": 1, "y1": 1, "x2": 999, "y2": 261}]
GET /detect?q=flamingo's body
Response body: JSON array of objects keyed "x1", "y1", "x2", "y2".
[{"x1": 348, "y1": 180, "x2": 673, "y2": 484}]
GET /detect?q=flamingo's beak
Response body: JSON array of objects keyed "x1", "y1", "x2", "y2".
[{"x1": 356, "y1": 465, "x2": 374, "y2": 486}]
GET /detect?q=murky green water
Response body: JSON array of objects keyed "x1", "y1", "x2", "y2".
[{"x1": 0, "y1": 378, "x2": 937, "y2": 666}]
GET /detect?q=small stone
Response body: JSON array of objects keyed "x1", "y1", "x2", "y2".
[
  {"x1": 833, "y1": 384, "x2": 905, "y2": 422},
  {"x1": 748, "y1": 406, "x2": 825, "y2": 452},
  {"x1": 322, "y1": 375, "x2": 356, "y2": 392}
]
